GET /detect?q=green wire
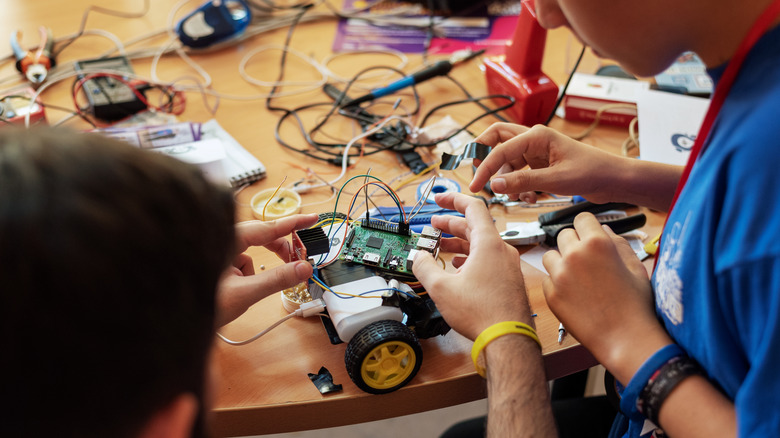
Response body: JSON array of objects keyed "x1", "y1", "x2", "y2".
[{"x1": 326, "y1": 174, "x2": 404, "y2": 231}]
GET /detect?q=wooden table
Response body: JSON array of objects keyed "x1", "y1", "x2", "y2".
[{"x1": 2, "y1": 2, "x2": 664, "y2": 436}]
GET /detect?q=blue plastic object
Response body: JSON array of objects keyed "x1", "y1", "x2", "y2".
[
  {"x1": 366, "y1": 205, "x2": 463, "y2": 237},
  {"x1": 176, "y1": 0, "x2": 251, "y2": 49}
]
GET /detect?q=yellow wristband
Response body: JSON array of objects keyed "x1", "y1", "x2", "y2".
[{"x1": 471, "y1": 321, "x2": 542, "y2": 378}]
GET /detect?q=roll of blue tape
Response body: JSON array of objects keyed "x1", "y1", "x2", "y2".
[{"x1": 416, "y1": 178, "x2": 461, "y2": 204}]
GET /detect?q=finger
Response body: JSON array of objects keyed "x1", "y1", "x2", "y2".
[
  {"x1": 451, "y1": 255, "x2": 467, "y2": 269},
  {"x1": 439, "y1": 237, "x2": 470, "y2": 256},
  {"x1": 519, "y1": 191, "x2": 538, "y2": 204},
  {"x1": 411, "y1": 250, "x2": 447, "y2": 291},
  {"x1": 542, "y1": 249, "x2": 563, "y2": 278},
  {"x1": 234, "y1": 214, "x2": 319, "y2": 253},
  {"x1": 488, "y1": 166, "x2": 560, "y2": 196},
  {"x1": 431, "y1": 214, "x2": 469, "y2": 241},
  {"x1": 572, "y1": 212, "x2": 605, "y2": 236},
  {"x1": 473, "y1": 122, "x2": 530, "y2": 148},
  {"x1": 240, "y1": 261, "x2": 312, "y2": 300},
  {"x1": 433, "y1": 193, "x2": 499, "y2": 256},
  {"x1": 541, "y1": 277, "x2": 556, "y2": 303},
  {"x1": 446, "y1": 193, "x2": 496, "y2": 237},
  {"x1": 471, "y1": 124, "x2": 552, "y2": 193},
  {"x1": 470, "y1": 143, "x2": 530, "y2": 193},
  {"x1": 233, "y1": 253, "x2": 255, "y2": 276},
  {"x1": 216, "y1": 260, "x2": 313, "y2": 326},
  {"x1": 265, "y1": 237, "x2": 294, "y2": 261},
  {"x1": 555, "y1": 212, "x2": 604, "y2": 254},
  {"x1": 554, "y1": 227, "x2": 580, "y2": 254}
]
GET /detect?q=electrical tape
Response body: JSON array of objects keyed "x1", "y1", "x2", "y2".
[
  {"x1": 416, "y1": 177, "x2": 460, "y2": 204},
  {"x1": 439, "y1": 142, "x2": 492, "y2": 170}
]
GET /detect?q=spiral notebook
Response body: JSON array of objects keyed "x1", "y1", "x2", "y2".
[
  {"x1": 92, "y1": 119, "x2": 266, "y2": 188},
  {"x1": 200, "y1": 119, "x2": 266, "y2": 188}
]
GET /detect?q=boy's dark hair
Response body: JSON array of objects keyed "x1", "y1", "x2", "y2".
[{"x1": 0, "y1": 127, "x2": 236, "y2": 437}]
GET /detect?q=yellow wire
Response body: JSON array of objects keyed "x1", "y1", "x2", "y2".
[
  {"x1": 391, "y1": 159, "x2": 441, "y2": 191},
  {"x1": 310, "y1": 277, "x2": 376, "y2": 299},
  {"x1": 261, "y1": 176, "x2": 288, "y2": 221},
  {"x1": 313, "y1": 217, "x2": 349, "y2": 229}
]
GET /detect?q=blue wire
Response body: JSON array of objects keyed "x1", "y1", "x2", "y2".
[
  {"x1": 312, "y1": 272, "x2": 416, "y2": 299},
  {"x1": 316, "y1": 182, "x2": 404, "y2": 267}
]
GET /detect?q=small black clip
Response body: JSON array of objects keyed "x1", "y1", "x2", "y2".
[{"x1": 308, "y1": 366, "x2": 343, "y2": 394}]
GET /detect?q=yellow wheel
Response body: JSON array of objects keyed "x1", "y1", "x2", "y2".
[
  {"x1": 345, "y1": 320, "x2": 422, "y2": 394},
  {"x1": 361, "y1": 341, "x2": 417, "y2": 390}
]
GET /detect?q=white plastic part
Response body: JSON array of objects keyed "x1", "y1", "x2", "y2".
[
  {"x1": 500, "y1": 222, "x2": 546, "y2": 246},
  {"x1": 321, "y1": 276, "x2": 403, "y2": 343}
]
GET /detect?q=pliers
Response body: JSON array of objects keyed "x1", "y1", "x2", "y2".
[
  {"x1": 500, "y1": 201, "x2": 647, "y2": 246},
  {"x1": 10, "y1": 27, "x2": 56, "y2": 88}
]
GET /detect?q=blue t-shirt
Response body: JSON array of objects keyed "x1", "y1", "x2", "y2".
[{"x1": 629, "y1": 25, "x2": 780, "y2": 437}]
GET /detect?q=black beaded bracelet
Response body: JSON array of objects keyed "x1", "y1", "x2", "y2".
[{"x1": 637, "y1": 355, "x2": 704, "y2": 425}]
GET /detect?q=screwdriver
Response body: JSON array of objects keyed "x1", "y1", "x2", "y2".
[{"x1": 340, "y1": 49, "x2": 486, "y2": 108}]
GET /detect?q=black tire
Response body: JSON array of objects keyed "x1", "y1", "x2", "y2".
[{"x1": 345, "y1": 319, "x2": 423, "y2": 394}]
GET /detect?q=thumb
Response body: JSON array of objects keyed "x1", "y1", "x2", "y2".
[
  {"x1": 411, "y1": 251, "x2": 442, "y2": 288},
  {"x1": 217, "y1": 261, "x2": 312, "y2": 326},
  {"x1": 254, "y1": 261, "x2": 313, "y2": 295}
]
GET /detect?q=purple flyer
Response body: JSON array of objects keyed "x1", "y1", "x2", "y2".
[{"x1": 333, "y1": 0, "x2": 520, "y2": 54}]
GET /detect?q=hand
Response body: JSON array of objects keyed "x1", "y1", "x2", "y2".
[
  {"x1": 216, "y1": 214, "x2": 319, "y2": 327},
  {"x1": 411, "y1": 192, "x2": 533, "y2": 341},
  {"x1": 541, "y1": 213, "x2": 672, "y2": 383},
  {"x1": 470, "y1": 123, "x2": 623, "y2": 204}
]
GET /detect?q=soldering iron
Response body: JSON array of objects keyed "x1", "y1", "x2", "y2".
[{"x1": 340, "y1": 49, "x2": 486, "y2": 108}]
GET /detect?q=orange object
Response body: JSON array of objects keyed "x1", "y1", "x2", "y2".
[{"x1": 10, "y1": 27, "x2": 55, "y2": 87}]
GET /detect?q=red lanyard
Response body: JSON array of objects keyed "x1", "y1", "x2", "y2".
[{"x1": 656, "y1": 1, "x2": 780, "y2": 268}]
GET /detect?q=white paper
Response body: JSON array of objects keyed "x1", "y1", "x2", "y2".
[{"x1": 636, "y1": 89, "x2": 710, "y2": 166}]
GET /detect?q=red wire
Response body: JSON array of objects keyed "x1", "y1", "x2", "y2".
[{"x1": 72, "y1": 73, "x2": 186, "y2": 124}]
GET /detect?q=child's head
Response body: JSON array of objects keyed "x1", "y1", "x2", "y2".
[
  {"x1": 534, "y1": 0, "x2": 732, "y2": 76},
  {"x1": 0, "y1": 127, "x2": 236, "y2": 437}
]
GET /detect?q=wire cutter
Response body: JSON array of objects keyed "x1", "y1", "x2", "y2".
[
  {"x1": 10, "y1": 27, "x2": 56, "y2": 87},
  {"x1": 500, "y1": 201, "x2": 647, "y2": 246}
]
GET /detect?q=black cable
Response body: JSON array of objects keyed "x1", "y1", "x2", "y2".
[
  {"x1": 273, "y1": 101, "x2": 406, "y2": 161},
  {"x1": 271, "y1": 63, "x2": 425, "y2": 162},
  {"x1": 414, "y1": 94, "x2": 515, "y2": 144},
  {"x1": 265, "y1": 4, "x2": 313, "y2": 113},
  {"x1": 308, "y1": 65, "x2": 422, "y2": 140},
  {"x1": 260, "y1": 0, "x2": 515, "y2": 162},
  {"x1": 246, "y1": 0, "x2": 313, "y2": 12},
  {"x1": 423, "y1": 0, "x2": 436, "y2": 64},
  {"x1": 274, "y1": 91, "x2": 515, "y2": 160},
  {"x1": 69, "y1": 75, "x2": 182, "y2": 126},
  {"x1": 544, "y1": 44, "x2": 586, "y2": 125},
  {"x1": 444, "y1": 74, "x2": 509, "y2": 123}
]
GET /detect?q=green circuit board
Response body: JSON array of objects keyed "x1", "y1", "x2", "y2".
[{"x1": 338, "y1": 221, "x2": 440, "y2": 275}]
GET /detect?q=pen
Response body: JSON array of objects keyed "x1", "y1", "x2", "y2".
[
  {"x1": 341, "y1": 50, "x2": 485, "y2": 108},
  {"x1": 557, "y1": 322, "x2": 566, "y2": 344}
]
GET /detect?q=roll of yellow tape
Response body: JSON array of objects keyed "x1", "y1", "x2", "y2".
[{"x1": 250, "y1": 187, "x2": 302, "y2": 220}]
